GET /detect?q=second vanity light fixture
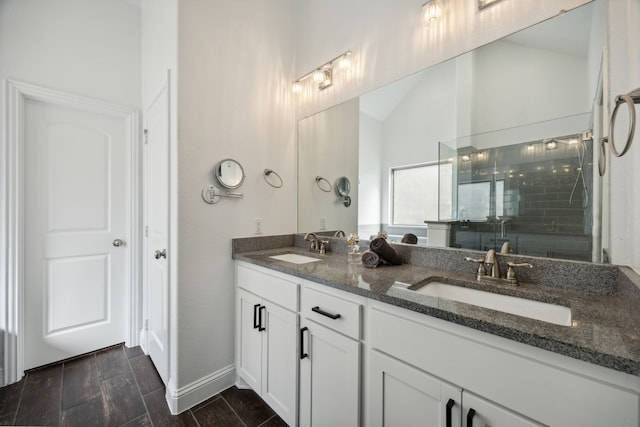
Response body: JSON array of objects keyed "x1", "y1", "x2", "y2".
[{"x1": 292, "y1": 51, "x2": 353, "y2": 94}]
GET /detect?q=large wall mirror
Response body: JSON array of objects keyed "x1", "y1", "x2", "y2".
[{"x1": 298, "y1": 0, "x2": 608, "y2": 263}]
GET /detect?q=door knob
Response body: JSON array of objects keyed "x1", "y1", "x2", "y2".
[
  {"x1": 113, "y1": 239, "x2": 124, "y2": 247},
  {"x1": 154, "y1": 249, "x2": 167, "y2": 259}
]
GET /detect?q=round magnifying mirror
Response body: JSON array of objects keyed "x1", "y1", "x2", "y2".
[
  {"x1": 214, "y1": 159, "x2": 245, "y2": 189},
  {"x1": 335, "y1": 176, "x2": 351, "y2": 197}
]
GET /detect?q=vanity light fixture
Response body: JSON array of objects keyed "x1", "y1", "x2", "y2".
[
  {"x1": 292, "y1": 51, "x2": 353, "y2": 93},
  {"x1": 422, "y1": 0, "x2": 442, "y2": 23},
  {"x1": 545, "y1": 140, "x2": 558, "y2": 150},
  {"x1": 478, "y1": 0, "x2": 503, "y2": 10}
]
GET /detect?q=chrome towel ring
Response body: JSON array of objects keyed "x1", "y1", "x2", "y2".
[
  {"x1": 599, "y1": 88, "x2": 639, "y2": 176},
  {"x1": 315, "y1": 176, "x2": 332, "y2": 192},
  {"x1": 609, "y1": 88, "x2": 640, "y2": 157},
  {"x1": 263, "y1": 169, "x2": 283, "y2": 188}
]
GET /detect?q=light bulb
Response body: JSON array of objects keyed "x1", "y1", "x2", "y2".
[
  {"x1": 338, "y1": 53, "x2": 352, "y2": 71},
  {"x1": 313, "y1": 69, "x2": 326, "y2": 84},
  {"x1": 422, "y1": 0, "x2": 441, "y2": 23},
  {"x1": 292, "y1": 82, "x2": 302, "y2": 94}
]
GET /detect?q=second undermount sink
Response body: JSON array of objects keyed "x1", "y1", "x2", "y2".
[
  {"x1": 406, "y1": 280, "x2": 572, "y2": 327},
  {"x1": 269, "y1": 253, "x2": 323, "y2": 265}
]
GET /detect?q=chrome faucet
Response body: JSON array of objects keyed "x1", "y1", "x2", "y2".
[
  {"x1": 333, "y1": 230, "x2": 346, "y2": 237},
  {"x1": 484, "y1": 249, "x2": 501, "y2": 279},
  {"x1": 304, "y1": 232, "x2": 319, "y2": 251},
  {"x1": 465, "y1": 249, "x2": 533, "y2": 286}
]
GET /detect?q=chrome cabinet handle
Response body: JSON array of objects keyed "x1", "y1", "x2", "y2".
[
  {"x1": 154, "y1": 249, "x2": 167, "y2": 259},
  {"x1": 113, "y1": 239, "x2": 124, "y2": 247}
]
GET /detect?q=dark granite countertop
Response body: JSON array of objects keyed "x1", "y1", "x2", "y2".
[{"x1": 232, "y1": 236, "x2": 640, "y2": 377}]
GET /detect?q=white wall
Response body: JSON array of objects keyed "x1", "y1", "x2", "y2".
[
  {"x1": 298, "y1": 99, "x2": 359, "y2": 234},
  {"x1": 471, "y1": 41, "x2": 589, "y2": 136},
  {"x1": 607, "y1": 0, "x2": 640, "y2": 271},
  {"x1": 176, "y1": 0, "x2": 296, "y2": 396},
  {"x1": 0, "y1": 0, "x2": 141, "y2": 108},
  {"x1": 359, "y1": 113, "x2": 383, "y2": 237}
]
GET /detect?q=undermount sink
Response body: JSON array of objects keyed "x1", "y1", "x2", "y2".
[
  {"x1": 405, "y1": 280, "x2": 572, "y2": 327},
  {"x1": 269, "y1": 253, "x2": 323, "y2": 265}
]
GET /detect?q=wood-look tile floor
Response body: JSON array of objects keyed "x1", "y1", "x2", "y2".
[{"x1": 0, "y1": 344, "x2": 287, "y2": 427}]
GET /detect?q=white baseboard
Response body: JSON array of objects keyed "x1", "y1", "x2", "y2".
[
  {"x1": 236, "y1": 375, "x2": 250, "y2": 390},
  {"x1": 165, "y1": 364, "x2": 236, "y2": 414}
]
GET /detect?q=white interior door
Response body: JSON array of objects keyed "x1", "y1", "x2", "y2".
[
  {"x1": 142, "y1": 81, "x2": 170, "y2": 384},
  {"x1": 23, "y1": 98, "x2": 130, "y2": 370}
]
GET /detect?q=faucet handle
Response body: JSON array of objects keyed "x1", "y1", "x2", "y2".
[
  {"x1": 319, "y1": 240, "x2": 329, "y2": 254},
  {"x1": 464, "y1": 257, "x2": 486, "y2": 277},
  {"x1": 506, "y1": 262, "x2": 533, "y2": 285}
]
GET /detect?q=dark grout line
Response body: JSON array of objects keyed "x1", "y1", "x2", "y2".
[
  {"x1": 9, "y1": 375, "x2": 26, "y2": 426},
  {"x1": 124, "y1": 347, "x2": 155, "y2": 427},
  {"x1": 187, "y1": 408, "x2": 202, "y2": 427},
  {"x1": 257, "y1": 414, "x2": 278, "y2": 427},
  {"x1": 219, "y1": 394, "x2": 248, "y2": 427}
]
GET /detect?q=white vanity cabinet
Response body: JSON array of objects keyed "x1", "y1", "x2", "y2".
[
  {"x1": 236, "y1": 263, "x2": 299, "y2": 427},
  {"x1": 369, "y1": 348, "x2": 541, "y2": 427},
  {"x1": 299, "y1": 282, "x2": 364, "y2": 427},
  {"x1": 369, "y1": 349, "x2": 463, "y2": 427},
  {"x1": 235, "y1": 260, "x2": 640, "y2": 427},
  {"x1": 367, "y1": 300, "x2": 640, "y2": 427}
]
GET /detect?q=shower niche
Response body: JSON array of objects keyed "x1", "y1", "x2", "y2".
[{"x1": 439, "y1": 133, "x2": 593, "y2": 261}]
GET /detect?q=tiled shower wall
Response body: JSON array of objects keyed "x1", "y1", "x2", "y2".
[{"x1": 452, "y1": 138, "x2": 593, "y2": 261}]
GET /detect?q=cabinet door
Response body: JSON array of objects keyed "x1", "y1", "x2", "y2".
[
  {"x1": 463, "y1": 392, "x2": 542, "y2": 427},
  {"x1": 262, "y1": 301, "x2": 298, "y2": 427},
  {"x1": 300, "y1": 319, "x2": 360, "y2": 427},
  {"x1": 237, "y1": 288, "x2": 263, "y2": 391},
  {"x1": 368, "y1": 349, "x2": 462, "y2": 427}
]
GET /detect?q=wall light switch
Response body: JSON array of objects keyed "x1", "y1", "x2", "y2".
[
  {"x1": 255, "y1": 218, "x2": 263, "y2": 234},
  {"x1": 320, "y1": 217, "x2": 327, "y2": 230}
]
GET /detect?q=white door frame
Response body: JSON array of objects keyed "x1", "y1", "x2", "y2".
[{"x1": 1, "y1": 79, "x2": 142, "y2": 385}]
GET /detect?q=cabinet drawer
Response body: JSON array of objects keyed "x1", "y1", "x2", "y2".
[
  {"x1": 237, "y1": 263, "x2": 298, "y2": 311},
  {"x1": 301, "y1": 285, "x2": 361, "y2": 339}
]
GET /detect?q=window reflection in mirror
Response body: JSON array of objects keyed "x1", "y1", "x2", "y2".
[{"x1": 391, "y1": 162, "x2": 451, "y2": 225}]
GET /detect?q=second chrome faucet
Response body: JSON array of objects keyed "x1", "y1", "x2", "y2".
[
  {"x1": 304, "y1": 232, "x2": 330, "y2": 254},
  {"x1": 465, "y1": 249, "x2": 533, "y2": 286}
]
